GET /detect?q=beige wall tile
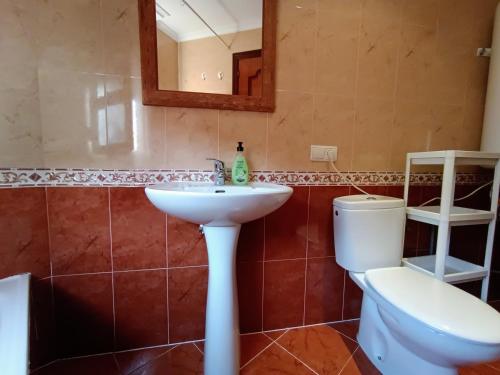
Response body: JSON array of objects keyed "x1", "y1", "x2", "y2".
[
  {"x1": 268, "y1": 91, "x2": 313, "y2": 170},
  {"x1": 39, "y1": 69, "x2": 105, "y2": 167},
  {"x1": 402, "y1": 0, "x2": 438, "y2": 28},
  {"x1": 314, "y1": 6, "x2": 361, "y2": 96},
  {"x1": 37, "y1": 0, "x2": 103, "y2": 73},
  {"x1": 102, "y1": 0, "x2": 141, "y2": 77},
  {"x1": 219, "y1": 111, "x2": 268, "y2": 170},
  {"x1": 396, "y1": 24, "x2": 437, "y2": 103},
  {"x1": 165, "y1": 108, "x2": 219, "y2": 170},
  {"x1": 312, "y1": 94, "x2": 355, "y2": 171},
  {"x1": 276, "y1": 0, "x2": 316, "y2": 92},
  {"x1": 427, "y1": 104, "x2": 464, "y2": 151},
  {"x1": 352, "y1": 98, "x2": 394, "y2": 171}
]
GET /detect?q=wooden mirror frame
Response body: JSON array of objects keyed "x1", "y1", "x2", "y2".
[{"x1": 138, "y1": 0, "x2": 276, "y2": 112}]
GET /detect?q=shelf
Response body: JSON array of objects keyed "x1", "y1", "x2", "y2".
[
  {"x1": 402, "y1": 255, "x2": 488, "y2": 284},
  {"x1": 407, "y1": 150, "x2": 500, "y2": 166},
  {"x1": 406, "y1": 206, "x2": 495, "y2": 226}
]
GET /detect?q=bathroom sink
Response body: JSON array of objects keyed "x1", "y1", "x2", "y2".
[
  {"x1": 145, "y1": 181, "x2": 292, "y2": 375},
  {"x1": 145, "y1": 182, "x2": 292, "y2": 226}
]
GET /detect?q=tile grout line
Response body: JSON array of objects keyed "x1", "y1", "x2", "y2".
[
  {"x1": 123, "y1": 344, "x2": 178, "y2": 375},
  {"x1": 107, "y1": 187, "x2": 117, "y2": 351},
  {"x1": 302, "y1": 186, "x2": 311, "y2": 325},
  {"x1": 193, "y1": 342, "x2": 204, "y2": 355},
  {"x1": 240, "y1": 329, "x2": 289, "y2": 370},
  {"x1": 273, "y1": 341, "x2": 320, "y2": 375},
  {"x1": 337, "y1": 346, "x2": 360, "y2": 375}
]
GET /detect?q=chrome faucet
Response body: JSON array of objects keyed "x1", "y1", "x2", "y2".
[{"x1": 207, "y1": 158, "x2": 225, "y2": 186}]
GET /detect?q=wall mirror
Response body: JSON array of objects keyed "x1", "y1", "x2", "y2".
[{"x1": 138, "y1": 0, "x2": 276, "y2": 112}]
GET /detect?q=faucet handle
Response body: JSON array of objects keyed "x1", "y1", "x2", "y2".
[{"x1": 206, "y1": 158, "x2": 225, "y2": 169}]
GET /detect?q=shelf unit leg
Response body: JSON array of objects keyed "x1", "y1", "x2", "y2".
[
  {"x1": 434, "y1": 155, "x2": 456, "y2": 280},
  {"x1": 481, "y1": 160, "x2": 500, "y2": 301}
]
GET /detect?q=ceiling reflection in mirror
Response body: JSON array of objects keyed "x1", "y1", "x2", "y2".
[{"x1": 156, "y1": 0, "x2": 263, "y2": 96}]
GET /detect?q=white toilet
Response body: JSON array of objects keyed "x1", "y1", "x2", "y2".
[{"x1": 333, "y1": 195, "x2": 500, "y2": 375}]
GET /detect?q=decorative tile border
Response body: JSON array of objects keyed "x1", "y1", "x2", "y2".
[{"x1": 0, "y1": 168, "x2": 492, "y2": 188}]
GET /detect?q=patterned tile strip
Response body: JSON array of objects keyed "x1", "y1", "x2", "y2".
[{"x1": 0, "y1": 168, "x2": 491, "y2": 188}]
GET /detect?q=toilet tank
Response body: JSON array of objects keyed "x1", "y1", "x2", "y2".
[{"x1": 333, "y1": 195, "x2": 405, "y2": 272}]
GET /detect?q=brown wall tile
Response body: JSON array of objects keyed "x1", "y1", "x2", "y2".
[
  {"x1": 343, "y1": 272, "x2": 363, "y2": 320},
  {"x1": 110, "y1": 188, "x2": 166, "y2": 271},
  {"x1": 308, "y1": 186, "x2": 350, "y2": 258},
  {"x1": 167, "y1": 216, "x2": 207, "y2": 267},
  {"x1": 168, "y1": 267, "x2": 208, "y2": 343},
  {"x1": 305, "y1": 258, "x2": 344, "y2": 324},
  {"x1": 114, "y1": 270, "x2": 168, "y2": 349},
  {"x1": 265, "y1": 186, "x2": 308, "y2": 260},
  {"x1": 237, "y1": 219, "x2": 265, "y2": 262},
  {"x1": 53, "y1": 274, "x2": 114, "y2": 357},
  {"x1": 263, "y1": 259, "x2": 306, "y2": 330},
  {"x1": 47, "y1": 188, "x2": 111, "y2": 275},
  {"x1": 30, "y1": 277, "x2": 55, "y2": 368},
  {"x1": 0, "y1": 188, "x2": 50, "y2": 278},
  {"x1": 237, "y1": 261, "x2": 263, "y2": 333}
]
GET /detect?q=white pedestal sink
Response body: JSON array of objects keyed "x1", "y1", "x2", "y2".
[{"x1": 145, "y1": 182, "x2": 292, "y2": 375}]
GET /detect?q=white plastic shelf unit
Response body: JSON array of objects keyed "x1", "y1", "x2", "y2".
[{"x1": 402, "y1": 150, "x2": 500, "y2": 301}]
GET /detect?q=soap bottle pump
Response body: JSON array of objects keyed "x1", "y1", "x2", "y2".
[{"x1": 231, "y1": 141, "x2": 249, "y2": 185}]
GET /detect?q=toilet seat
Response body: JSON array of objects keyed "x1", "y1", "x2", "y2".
[{"x1": 364, "y1": 267, "x2": 500, "y2": 345}]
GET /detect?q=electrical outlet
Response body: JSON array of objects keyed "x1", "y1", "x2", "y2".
[{"x1": 310, "y1": 145, "x2": 338, "y2": 162}]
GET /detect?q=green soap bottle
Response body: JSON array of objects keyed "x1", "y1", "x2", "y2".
[{"x1": 231, "y1": 141, "x2": 249, "y2": 185}]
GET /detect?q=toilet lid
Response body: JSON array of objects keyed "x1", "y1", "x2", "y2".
[{"x1": 365, "y1": 267, "x2": 500, "y2": 344}]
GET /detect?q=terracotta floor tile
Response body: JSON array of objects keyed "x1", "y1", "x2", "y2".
[
  {"x1": 328, "y1": 320, "x2": 360, "y2": 342},
  {"x1": 240, "y1": 333, "x2": 273, "y2": 368},
  {"x1": 488, "y1": 361, "x2": 500, "y2": 371},
  {"x1": 339, "y1": 348, "x2": 381, "y2": 375},
  {"x1": 128, "y1": 344, "x2": 203, "y2": 375},
  {"x1": 459, "y1": 364, "x2": 500, "y2": 375},
  {"x1": 277, "y1": 325, "x2": 357, "y2": 375},
  {"x1": 114, "y1": 346, "x2": 174, "y2": 374},
  {"x1": 241, "y1": 343, "x2": 315, "y2": 374},
  {"x1": 264, "y1": 329, "x2": 289, "y2": 341},
  {"x1": 33, "y1": 354, "x2": 120, "y2": 375}
]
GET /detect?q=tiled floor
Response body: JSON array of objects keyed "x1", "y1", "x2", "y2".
[{"x1": 33, "y1": 320, "x2": 500, "y2": 375}]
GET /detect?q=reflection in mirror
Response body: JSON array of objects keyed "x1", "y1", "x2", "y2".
[{"x1": 155, "y1": 0, "x2": 263, "y2": 96}]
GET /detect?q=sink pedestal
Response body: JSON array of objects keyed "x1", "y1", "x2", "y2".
[{"x1": 203, "y1": 225, "x2": 241, "y2": 375}]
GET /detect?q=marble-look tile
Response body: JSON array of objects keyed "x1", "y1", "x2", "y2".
[
  {"x1": 263, "y1": 259, "x2": 306, "y2": 330},
  {"x1": 129, "y1": 344, "x2": 203, "y2": 375},
  {"x1": 240, "y1": 333, "x2": 273, "y2": 367},
  {"x1": 39, "y1": 69, "x2": 106, "y2": 168},
  {"x1": 267, "y1": 92, "x2": 313, "y2": 171},
  {"x1": 308, "y1": 186, "x2": 350, "y2": 258},
  {"x1": 114, "y1": 346, "x2": 174, "y2": 374},
  {"x1": 343, "y1": 273, "x2": 363, "y2": 320},
  {"x1": 402, "y1": 0, "x2": 439, "y2": 28},
  {"x1": 237, "y1": 219, "x2": 265, "y2": 262},
  {"x1": 315, "y1": 3, "x2": 361, "y2": 96},
  {"x1": 110, "y1": 187, "x2": 166, "y2": 271},
  {"x1": 114, "y1": 270, "x2": 169, "y2": 350},
  {"x1": 427, "y1": 104, "x2": 464, "y2": 151},
  {"x1": 265, "y1": 186, "x2": 308, "y2": 260},
  {"x1": 305, "y1": 258, "x2": 344, "y2": 324},
  {"x1": 458, "y1": 364, "x2": 500, "y2": 375},
  {"x1": 237, "y1": 262, "x2": 263, "y2": 333},
  {"x1": 102, "y1": 0, "x2": 141, "y2": 76},
  {"x1": 241, "y1": 343, "x2": 315, "y2": 374},
  {"x1": 53, "y1": 274, "x2": 114, "y2": 357},
  {"x1": 312, "y1": 95, "x2": 355, "y2": 171},
  {"x1": 352, "y1": 98, "x2": 394, "y2": 171},
  {"x1": 219, "y1": 110, "x2": 268, "y2": 170},
  {"x1": 165, "y1": 107, "x2": 218, "y2": 170},
  {"x1": 339, "y1": 348, "x2": 381, "y2": 375},
  {"x1": 0, "y1": 188, "x2": 50, "y2": 279},
  {"x1": 167, "y1": 216, "x2": 208, "y2": 267},
  {"x1": 168, "y1": 267, "x2": 208, "y2": 343},
  {"x1": 328, "y1": 320, "x2": 360, "y2": 342},
  {"x1": 276, "y1": 0, "x2": 316, "y2": 92},
  {"x1": 47, "y1": 187, "x2": 111, "y2": 275},
  {"x1": 278, "y1": 325, "x2": 357, "y2": 375},
  {"x1": 37, "y1": 0, "x2": 103, "y2": 72},
  {"x1": 33, "y1": 354, "x2": 120, "y2": 375}
]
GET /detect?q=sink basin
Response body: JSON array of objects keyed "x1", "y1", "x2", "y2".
[
  {"x1": 144, "y1": 182, "x2": 292, "y2": 375},
  {"x1": 145, "y1": 182, "x2": 293, "y2": 226}
]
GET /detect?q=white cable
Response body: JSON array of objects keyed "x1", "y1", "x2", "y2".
[
  {"x1": 418, "y1": 180, "x2": 493, "y2": 207},
  {"x1": 327, "y1": 151, "x2": 370, "y2": 195}
]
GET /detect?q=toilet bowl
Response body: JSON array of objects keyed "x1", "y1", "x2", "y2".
[{"x1": 333, "y1": 195, "x2": 500, "y2": 375}]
